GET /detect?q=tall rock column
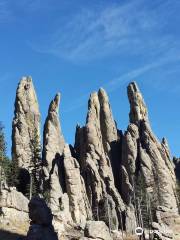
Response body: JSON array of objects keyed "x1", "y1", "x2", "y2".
[
  {"x1": 12, "y1": 77, "x2": 41, "y2": 192},
  {"x1": 98, "y1": 88, "x2": 118, "y2": 154},
  {"x1": 42, "y1": 93, "x2": 68, "y2": 216}
]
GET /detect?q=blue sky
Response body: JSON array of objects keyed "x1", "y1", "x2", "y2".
[{"x1": 0, "y1": 0, "x2": 180, "y2": 157}]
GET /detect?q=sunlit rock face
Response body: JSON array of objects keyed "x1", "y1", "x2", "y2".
[
  {"x1": 125, "y1": 82, "x2": 178, "y2": 212},
  {"x1": 63, "y1": 144, "x2": 92, "y2": 227},
  {"x1": 12, "y1": 76, "x2": 41, "y2": 170},
  {"x1": 42, "y1": 93, "x2": 67, "y2": 215},
  {"x1": 75, "y1": 88, "x2": 125, "y2": 231},
  {"x1": 119, "y1": 82, "x2": 179, "y2": 234},
  {"x1": 41, "y1": 93, "x2": 91, "y2": 228},
  {"x1": 0, "y1": 187, "x2": 29, "y2": 235}
]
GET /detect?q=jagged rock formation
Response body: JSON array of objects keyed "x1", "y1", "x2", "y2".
[
  {"x1": 42, "y1": 93, "x2": 93, "y2": 229},
  {"x1": 4, "y1": 77, "x2": 179, "y2": 240},
  {"x1": 12, "y1": 76, "x2": 41, "y2": 170},
  {"x1": 121, "y1": 82, "x2": 179, "y2": 239},
  {"x1": 11, "y1": 76, "x2": 41, "y2": 195},
  {"x1": 42, "y1": 93, "x2": 70, "y2": 217},
  {"x1": 125, "y1": 82, "x2": 178, "y2": 211},
  {"x1": 75, "y1": 89, "x2": 125, "y2": 231}
]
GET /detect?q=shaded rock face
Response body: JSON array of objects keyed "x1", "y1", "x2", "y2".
[
  {"x1": 42, "y1": 93, "x2": 67, "y2": 215},
  {"x1": 75, "y1": 89, "x2": 125, "y2": 231},
  {"x1": 12, "y1": 76, "x2": 41, "y2": 172},
  {"x1": 26, "y1": 197, "x2": 58, "y2": 240},
  {"x1": 173, "y1": 157, "x2": 180, "y2": 181}
]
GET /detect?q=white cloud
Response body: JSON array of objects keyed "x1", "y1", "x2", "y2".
[{"x1": 29, "y1": 0, "x2": 180, "y2": 62}]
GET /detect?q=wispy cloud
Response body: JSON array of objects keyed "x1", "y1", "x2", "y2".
[
  {"x1": 63, "y1": 50, "x2": 180, "y2": 112},
  {"x1": 105, "y1": 51, "x2": 180, "y2": 92},
  {"x1": 26, "y1": 0, "x2": 180, "y2": 112},
  {"x1": 29, "y1": 0, "x2": 180, "y2": 62}
]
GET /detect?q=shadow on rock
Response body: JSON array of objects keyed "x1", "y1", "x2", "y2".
[
  {"x1": 26, "y1": 197, "x2": 58, "y2": 240},
  {"x1": 0, "y1": 229, "x2": 25, "y2": 240}
]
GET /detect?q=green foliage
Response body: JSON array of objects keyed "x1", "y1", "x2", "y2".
[
  {"x1": 134, "y1": 172, "x2": 152, "y2": 229},
  {"x1": 1, "y1": 156, "x2": 13, "y2": 186},
  {"x1": 9, "y1": 158, "x2": 19, "y2": 187},
  {"x1": 0, "y1": 122, "x2": 13, "y2": 188},
  {"x1": 28, "y1": 128, "x2": 42, "y2": 198},
  {"x1": 0, "y1": 123, "x2": 6, "y2": 154},
  {"x1": 43, "y1": 188, "x2": 51, "y2": 203}
]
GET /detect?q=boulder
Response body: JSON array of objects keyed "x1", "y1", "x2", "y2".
[
  {"x1": 85, "y1": 221, "x2": 112, "y2": 240},
  {"x1": 0, "y1": 187, "x2": 29, "y2": 235},
  {"x1": 0, "y1": 187, "x2": 28, "y2": 212}
]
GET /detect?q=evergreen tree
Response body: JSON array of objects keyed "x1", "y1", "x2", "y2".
[
  {"x1": 134, "y1": 171, "x2": 152, "y2": 229},
  {"x1": 9, "y1": 157, "x2": 19, "y2": 187},
  {"x1": 0, "y1": 122, "x2": 11, "y2": 190},
  {"x1": 28, "y1": 128, "x2": 41, "y2": 198}
]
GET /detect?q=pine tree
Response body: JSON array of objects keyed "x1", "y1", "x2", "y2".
[
  {"x1": 0, "y1": 122, "x2": 12, "y2": 190},
  {"x1": 9, "y1": 157, "x2": 19, "y2": 187},
  {"x1": 134, "y1": 171, "x2": 151, "y2": 229},
  {"x1": 28, "y1": 128, "x2": 41, "y2": 198}
]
